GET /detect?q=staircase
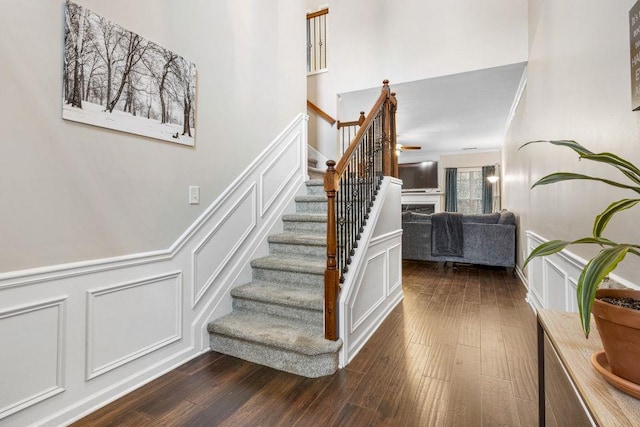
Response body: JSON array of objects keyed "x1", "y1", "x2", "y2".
[
  {"x1": 207, "y1": 178, "x2": 342, "y2": 378},
  {"x1": 307, "y1": 157, "x2": 325, "y2": 179}
]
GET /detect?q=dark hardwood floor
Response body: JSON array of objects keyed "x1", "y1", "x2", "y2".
[{"x1": 72, "y1": 261, "x2": 539, "y2": 426}]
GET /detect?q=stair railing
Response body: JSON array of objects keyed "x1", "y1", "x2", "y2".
[
  {"x1": 337, "y1": 111, "x2": 365, "y2": 155},
  {"x1": 307, "y1": 8, "x2": 329, "y2": 74},
  {"x1": 324, "y1": 80, "x2": 397, "y2": 340}
]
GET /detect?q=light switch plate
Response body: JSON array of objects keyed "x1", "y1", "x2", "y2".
[{"x1": 189, "y1": 186, "x2": 200, "y2": 205}]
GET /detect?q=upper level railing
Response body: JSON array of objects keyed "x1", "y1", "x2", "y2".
[
  {"x1": 323, "y1": 80, "x2": 397, "y2": 340},
  {"x1": 307, "y1": 8, "x2": 328, "y2": 74}
]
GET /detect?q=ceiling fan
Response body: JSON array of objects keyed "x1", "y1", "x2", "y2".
[{"x1": 396, "y1": 143, "x2": 422, "y2": 151}]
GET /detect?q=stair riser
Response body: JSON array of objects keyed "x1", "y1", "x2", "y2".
[
  {"x1": 308, "y1": 170, "x2": 325, "y2": 180},
  {"x1": 282, "y1": 220, "x2": 327, "y2": 234},
  {"x1": 252, "y1": 268, "x2": 324, "y2": 288},
  {"x1": 232, "y1": 299, "x2": 322, "y2": 326},
  {"x1": 269, "y1": 242, "x2": 326, "y2": 260},
  {"x1": 295, "y1": 201, "x2": 328, "y2": 214},
  {"x1": 210, "y1": 334, "x2": 338, "y2": 378},
  {"x1": 305, "y1": 184, "x2": 326, "y2": 196}
]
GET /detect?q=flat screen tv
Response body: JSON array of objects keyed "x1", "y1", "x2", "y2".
[{"x1": 398, "y1": 161, "x2": 438, "y2": 190}]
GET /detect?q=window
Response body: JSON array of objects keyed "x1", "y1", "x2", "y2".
[{"x1": 456, "y1": 168, "x2": 483, "y2": 214}]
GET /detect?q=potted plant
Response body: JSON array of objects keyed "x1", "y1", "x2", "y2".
[{"x1": 521, "y1": 140, "x2": 640, "y2": 392}]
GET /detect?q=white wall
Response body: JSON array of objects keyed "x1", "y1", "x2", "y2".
[
  {"x1": 0, "y1": 0, "x2": 305, "y2": 273},
  {"x1": 503, "y1": 0, "x2": 640, "y2": 286},
  {"x1": 307, "y1": 0, "x2": 528, "y2": 158}
]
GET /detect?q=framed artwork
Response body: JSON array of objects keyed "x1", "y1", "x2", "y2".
[{"x1": 63, "y1": 1, "x2": 197, "y2": 146}]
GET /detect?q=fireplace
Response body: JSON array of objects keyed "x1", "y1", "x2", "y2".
[
  {"x1": 402, "y1": 203, "x2": 435, "y2": 214},
  {"x1": 401, "y1": 190, "x2": 443, "y2": 213}
]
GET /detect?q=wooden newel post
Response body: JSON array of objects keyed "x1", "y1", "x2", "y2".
[
  {"x1": 324, "y1": 160, "x2": 339, "y2": 341},
  {"x1": 381, "y1": 80, "x2": 392, "y2": 176},
  {"x1": 358, "y1": 111, "x2": 365, "y2": 126}
]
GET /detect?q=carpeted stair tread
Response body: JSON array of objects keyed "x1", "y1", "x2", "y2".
[
  {"x1": 268, "y1": 232, "x2": 326, "y2": 246},
  {"x1": 250, "y1": 256, "x2": 325, "y2": 274},
  {"x1": 282, "y1": 213, "x2": 327, "y2": 223},
  {"x1": 295, "y1": 194, "x2": 327, "y2": 202},
  {"x1": 209, "y1": 311, "x2": 341, "y2": 356},
  {"x1": 231, "y1": 281, "x2": 323, "y2": 310}
]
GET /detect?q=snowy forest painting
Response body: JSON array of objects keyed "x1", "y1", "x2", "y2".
[{"x1": 63, "y1": 1, "x2": 196, "y2": 146}]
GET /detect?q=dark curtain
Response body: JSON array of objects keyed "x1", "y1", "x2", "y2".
[
  {"x1": 482, "y1": 165, "x2": 495, "y2": 214},
  {"x1": 444, "y1": 168, "x2": 457, "y2": 212}
]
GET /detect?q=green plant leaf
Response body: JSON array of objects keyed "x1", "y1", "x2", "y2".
[
  {"x1": 523, "y1": 240, "x2": 571, "y2": 268},
  {"x1": 521, "y1": 140, "x2": 640, "y2": 188},
  {"x1": 593, "y1": 199, "x2": 640, "y2": 237},
  {"x1": 619, "y1": 169, "x2": 640, "y2": 187},
  {"x1": 519, "y1": 140, "x2": 594, "y2": 156},
  {"x1": 531, "y1": 173, "x2": 640, "y2": 194},
  {"x1": 577, "y1": 245, "x2": 633, "y2": 338},
  {"x1": 581, "y1": 152, "x2": 640, "y2": 185}
]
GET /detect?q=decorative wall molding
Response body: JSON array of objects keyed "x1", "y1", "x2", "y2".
[
  {"x1": 192, "y1": 184, "x2": 257, "y2": 307},
  {"x1": 350, "y1": 251, "x2": 387, "y2": 333},
  {"x1": 387, "y1": 244, "x2": 402, "y2": 295},
  {"x1": 85, "y1": 272, "x2": 183, "y2": 380},
  {"x1": 525, "y1": 230, "x2": 640, "y2": 313},
  {"x1": 543, "y1": 258, "x2": 568, "y2": 312},
  {"x1": 0, "y1": 297, "x2": 66, "y2": 420},
  {"x1": 0, "y1": 114, "x2": 308, "y2": 426}
]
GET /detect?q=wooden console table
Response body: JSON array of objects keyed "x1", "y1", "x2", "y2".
[{"x1": 537, "y1": 309, "x2": 640, "y2": 426}]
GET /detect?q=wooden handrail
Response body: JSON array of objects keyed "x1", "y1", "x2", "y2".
[
  {"x1": 307, "y1": 100, "x2": 336, "y2": 126},
  {"x1": 336, "y1": 111, "x2": 365, "y2": 129},
  {"x1": 323, "y1": 80, "x2": 397, "y2": 340},
  {"x1": 335, "y1": 80, "x2": 390, "y2": 178},
  {"x1": 307, "y1": 8, "x2": 329, "y2": 20}
]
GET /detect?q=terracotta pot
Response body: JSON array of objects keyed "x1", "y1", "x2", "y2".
[{"x1": 592, "y1": 289, "x2": 640, "y2": 385}]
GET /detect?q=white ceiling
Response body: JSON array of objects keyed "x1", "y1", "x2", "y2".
[{"x1": 338, "y1": 62, "x2": 527, "y2": 162}]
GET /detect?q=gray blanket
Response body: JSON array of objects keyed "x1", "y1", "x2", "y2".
[{"x1": 431, "y1": 212, "x2": 464, "y2": 257}]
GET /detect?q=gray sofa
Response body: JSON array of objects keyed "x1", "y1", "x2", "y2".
[{"x1": 402, "y1": 211, "x2": 516, "y2": 269}]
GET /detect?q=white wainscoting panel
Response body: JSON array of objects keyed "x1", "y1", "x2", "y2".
[
  {"x1": 0, "y1": 298, "x2": 66, "y2": 420},
  {"x1": 568, "y1": 278, "x2": 579, "y2": 312},
  {"x1": 339, "y1": 178, "x2": 404, "y2": 367},
  {"x1": 0, "y1": 114, "x2": 308, "y2": 427},
  {"x1": 86, "y1": 272, "x2": 182, "y2": 380},
  {"x1": 387, "y1": 244, "x2": 402, "y2": 295},
  {"x1": 192, "y1": 185, "x2": 257, "y2": 306},
  {"x1": 544, "y1": 259, "x2": 568, "y2": 311},
  {"x1": 528, "y1": 242, "x2": 544, "y2": 310},
  {"x1": 350, "y1": 251, "x2": 386, "y2": 332}
]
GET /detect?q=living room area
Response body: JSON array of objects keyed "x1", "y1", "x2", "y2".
[{"x1": 307, "y1": 0, "x2": 640, "y2": 424}]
